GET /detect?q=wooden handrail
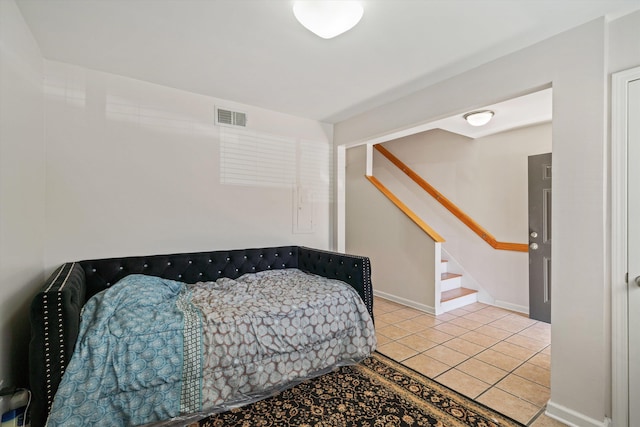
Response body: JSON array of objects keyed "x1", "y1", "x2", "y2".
[
  {"x1": 374, "y1": 144, "x2": 528, "y2": 253},
  {"x1": 366, "y1": 175, "x2": 445, "y2": 243}
]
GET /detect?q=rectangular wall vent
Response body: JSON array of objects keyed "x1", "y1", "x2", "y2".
[{"x1": 215, "y1": 107, "x2": 247, "y2": 127}]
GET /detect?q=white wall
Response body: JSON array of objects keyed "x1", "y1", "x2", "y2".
[
  {"x1": 608, "y1": 10, "x2": 640, "y2": 74},
  {"x1": 346, "y1": 145, "x2": 438, "y2": 311},
  {"x1": 0, "y1": 0, "x2": 46, "y2": 388},
  {"x1": 43, "y1": 60, "x2": 334, "y2": 273},
  {"x1": 383, "y1": 125, "x2": 552, "y2": 243},
  {"x1": 336, "y1": 18, "x2": 610, "y2": 427},
  {"x1": 0, "y1": 1, "x2": 336, "y2": 388},
  {"x1": 370, "y1": 125, "x2": 551, "y2": 311}
]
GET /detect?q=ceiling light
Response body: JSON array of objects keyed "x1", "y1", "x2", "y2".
[
  {"x1": 463, "y1": 110, "x2": 495, "y2": 127},
  {"x1": 293, "y1": 1, "x2": 364, "y2": 39}
]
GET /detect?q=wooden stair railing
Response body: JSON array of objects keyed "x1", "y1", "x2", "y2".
[
  {"x1": 366, "y1": 175, "x2": 445, "y2": 243},
  {"x1": 374, "y1": 144, "x2": 528, "y2": 253}
]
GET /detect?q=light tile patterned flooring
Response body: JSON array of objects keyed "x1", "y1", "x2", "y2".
[{"x1": 373, "y1": 296, "x2": 567, "y2": 426}]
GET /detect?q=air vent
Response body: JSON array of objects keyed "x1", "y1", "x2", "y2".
[{"x1": 215, "y1": 107, "x2": 247, "y2": 127}]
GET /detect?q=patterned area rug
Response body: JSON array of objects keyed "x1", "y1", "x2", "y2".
[{"x1": 195, "y1": 352, "x2": 524, "y2": 427}]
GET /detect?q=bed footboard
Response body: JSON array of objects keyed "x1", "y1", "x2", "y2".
[
  {"x1": 29, "y1": 262, "x2": 86, "y2": 427},
  {"x1": 298, "y1": 247, "x2": 373, "y2": 318}
]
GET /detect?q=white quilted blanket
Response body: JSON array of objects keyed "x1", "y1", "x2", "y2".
[{"x1": 190, "y1": 268, "x2": 377, "y2": 411}]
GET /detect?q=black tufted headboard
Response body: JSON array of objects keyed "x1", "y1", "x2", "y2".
[{"x1": 28, "y1": 245, "x2": 373, "y2": 427}]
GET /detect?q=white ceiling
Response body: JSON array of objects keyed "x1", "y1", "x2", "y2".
[
  {"x1": 16, "y1": 0, "x2": 640, "y2": 124},
  {"x1": 428, "y1": 88, "x2": 553, "y2": 139}
]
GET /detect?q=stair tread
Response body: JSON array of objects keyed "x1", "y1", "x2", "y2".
[
  {"x1": 441, "y1": 287, "x2": 477, "y2": 302},
  {"x1": 441, "y1": 272, "x2": 462, "y2": 280}
]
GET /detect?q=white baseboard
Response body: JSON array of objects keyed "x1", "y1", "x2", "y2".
[
  {"x1": 373, "y1": 290, "x2": 436, "y2": 315},
  {"x1": 494, "y1": 299, "x2": 529, "y2": 315},
  {"x1": 546, "y1": 401, "x2": 611, "y2": 427},
  {"x1": 374, "y1": 291, "x2": 528, "y2": 318}
]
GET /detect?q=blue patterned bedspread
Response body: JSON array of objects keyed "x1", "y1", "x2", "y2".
[
  {"x1": 46, "y1": 270, "x2": 375, "y2": 426},
  {"x1": 46, "y1": 275, "x2": 203, "y2": 427}
]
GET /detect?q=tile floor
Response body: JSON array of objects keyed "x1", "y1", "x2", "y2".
[{"x1": 373, "y1": 296, "x2": 567, "y2": 426}]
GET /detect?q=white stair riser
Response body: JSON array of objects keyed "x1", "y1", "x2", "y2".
[
  {"x1": 441, "y1": 276, "x2": 462, "y2": 292},
  {"x1": 440, "y1": 292, "x2": 478, "y2": 312},
  {"x1": 441, "y1": 261, "x2": 448, "y2": 273}
]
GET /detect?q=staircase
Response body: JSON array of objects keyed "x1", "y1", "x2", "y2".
[{"x1": 439, "y1": 259, "x2": 478, "y2": 313}]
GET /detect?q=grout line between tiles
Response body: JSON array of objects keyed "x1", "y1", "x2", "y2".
[
  {"x1": 373, "y1": 296, "x2": 552, "y2": 424},
  {"x1": 526, "y1": 405, "x2": 549, "y2": 426}
]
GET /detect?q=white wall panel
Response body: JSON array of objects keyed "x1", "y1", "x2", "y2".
[
  {"x1": 337, "y1": 18, "x2": 611, "y2": 426},
  {"x1": 0, "y1": 0, "x2": 45, "y2": 387},
  {"x1": 346, "y1": 146, "x2": 438, "y2": 311},
  {"x1": 42, "y1": 60, "x2": 334, "y2": 273}
]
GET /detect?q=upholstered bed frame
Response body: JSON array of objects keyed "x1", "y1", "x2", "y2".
[{"x1": 29, "y1": 245, "x2": 373, "y2": 427}]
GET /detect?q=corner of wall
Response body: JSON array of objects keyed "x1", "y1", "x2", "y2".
[
  {"x1": 0, "y1": 0, "x2": 46, "y2": 388},
  {"x1": 546, "y1": 401, "x2": 610, "y2": 427}
]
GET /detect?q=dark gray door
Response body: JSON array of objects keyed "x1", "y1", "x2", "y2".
[{"x1": 528, "y1": 153, "x2": 552, "y2": 323}]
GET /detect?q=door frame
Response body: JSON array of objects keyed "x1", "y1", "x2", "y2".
[{"x1": 612, "y1": 65, "x2": 640, "y2": 427}]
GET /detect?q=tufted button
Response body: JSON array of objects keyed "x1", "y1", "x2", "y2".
[
  {"x1": 119, "y1": 266, "x2": 124, "y2": 270},
  {"x1": 144, "y1": 264, "x2": 148, "y2": 268},
  {"x1": 275, "y1": 253, "x2": 279, "y2": 257},
  {"x1": 226, "y1": 257, "x2": 230, "y2": 261},
  {"x1": 218, "y1": 271, "x2": 222, "y2": 274},
  {"x1": 282, "y1": 264, "x2": 285, "y2": 267},
  {"x1": 235, "y1": 268, "x2": 239, "y2": 272},
  {"x1": 208, "y1": 259, "x2": 212, "y2": 263},
  {"x1": 188, "y1": 260, "x2": 192, "y2": 264},
  {"x1": 199, "y1": 272, "x2": 203, "y2": 276},
  {"x1": 167, "y1": 262, "x2": 172, "y2": 266},
  {"x1": 92, "y1": 268, "x2": 96, "y2": 273},
  {"x1": 260, "y1": 254, "x2": 263, "y2": 258},
  {"x1": 244, "y1": 255, "x2": 247, "y2": 259},
  {"x1": 252, "y1": 267, "x2": 255, "y2": 270},
  {"x1": 178, "y1": 274, "x2": 182, "y2": 278}
]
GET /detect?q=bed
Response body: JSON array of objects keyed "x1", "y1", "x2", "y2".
[{"x1": 29, "y1": 246, "x2": 375, "y2": 426}]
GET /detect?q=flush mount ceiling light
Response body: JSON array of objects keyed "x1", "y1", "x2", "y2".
[
  {"x1": 293, "y1": 1, "x2": 364, "y2": 39},
  {"x1": 463, "y1": 110, "x2": 495, "y2": 127}
]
